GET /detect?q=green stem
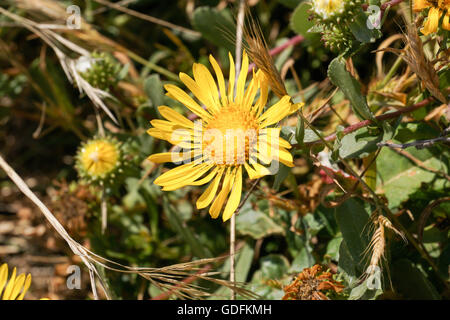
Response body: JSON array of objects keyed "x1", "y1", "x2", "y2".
[
  {"x1": 126, "y1": 51, "x2": 179, "y2": 82},
  {"x1": 377, "y1": 55, "x2": 403, "y2": 89}
]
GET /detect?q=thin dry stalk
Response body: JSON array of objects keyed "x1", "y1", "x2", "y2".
[
  {"x1": 0, "y1": 152, "x2": 258, "y2": 299},
  {"x1": 381, "y1": 21, "x2": 446, "y2": 103},
  {"x1": 242, "y1": 6, "x2": 287, "y2": 98},
  {"x1": 0, "y1": 7, "x2": 119, "y2": 124}
]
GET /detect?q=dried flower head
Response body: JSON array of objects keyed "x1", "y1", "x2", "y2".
[{"x1": 282, "y1": 265, "x2": 344, "y2": 300}]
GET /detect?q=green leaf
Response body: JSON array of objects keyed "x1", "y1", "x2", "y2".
[
  {"x1": 290, "y1": 3, "x2": 316, "y2": 40},
  {"x1": 347, "y1": 9, "x2": 382, "y2": 44},
  {"x1": 144, "y1": 74, "x2": 164, "y2": 108},
  {"x1": 339, "y1": 127, "x2": 382, "y2": 159},
  {"x1": 162, "y1": 198, "x2": 211, "y2": 258},
  {"x1": 295, "y1": 114, "x2": 305, "y2": 145},
  {"x1": 335, "y1": 198, "x2": 371, "y2": 271},
  {"x1": 392, "y1": 259, "x2": 441, "y2": 299},
  {"x1": 257, "y1": 254, "x2": 290, "y2": 280},
  {"x1": 191, "y1": 7, "x2": 236, "y2": 52},
  {"x1": 210, "y1": 243, "x2": 254, "y2": 299},
  {"x1": 289, "y1": 246, "x2": 315, "y2": 273},
  {"x1": 326, "y1": 236, "x2": 343, "y2": 261},
  {"x1": 273, "y1": 163, "x2": 290, "y2": 190},
  {"x1": 236, "y1": 205, "x2": 285, "y2": 239},
  {"x1": 377, "y1": 123, "x2": 450, "y2": 208},
  {"x1": 278, "y1": 0, "x2": 303, "y2": 9},
  {"x1": 328, "y1": 57, "x2": 376, "y2": 121},
  {"x1": 282, "y1": 126, "x2": 322, "y2": 144}
]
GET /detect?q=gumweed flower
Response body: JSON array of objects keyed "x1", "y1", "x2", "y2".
[
  {"x1": 0, "y1": 263, "x2": 32, "y2": 300},
  {"x1": 282, "y1": 264, "x2": 344, "y2": 300},
  {"x1": 147, "y1": 51, "x2": 303, "y2": 222},
  {"x1": 75, "y1": 136, "x2": 123, "y2": 186},
  {"x1": 414, "y1": 0, "x2": 450, "y2": 35},
  {"x1": 311, "y1": 0, "x2": 346, "y2": 19}
]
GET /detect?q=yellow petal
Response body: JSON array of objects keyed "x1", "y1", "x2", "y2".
[
  {"x1": 235, "y1": 51, "x2": 249, "y2": 105},
  {"x1": 154, "y1": 162, "x2": 196, "y2": 185},
  {"x1": 9, "y1": 274, "x2": 25, "y2": 300},
  {"x1": 278, "y1": 148, "x2": 294, "y2": 167},
  {"x1": 421, "y1": 7, "x2": 441, "y2": 35},
  {"x1": 148, "y1": 151, "x2": 192, "y2": 164},
  {"x1": 413, "y1": 0, "x2": 432, "y2": 11},
  {"x1": 165, "y1": 84, "x2": 212, "y2": 120},
  {"x1": 150, "y1": 119, "x2": 185, "y2": 132},
  {"x1": 250, "y1": 161, "x2": 273, "y2": 178},
  {"x1": 222, "y1": 166, "x2": 242, "y2": 221},
  {"x1": 279, "y1": 137, "x2": 292, "y2": 149},
  {"x1": 191, "y1": 166, "x2": 219, "y2": 185},
  {"x1": 443, "y1": 13, "x2": 450, "y2": 31},
  {"x1": 17, "y1": 274, "x2": 31, "y2": 300},
  {"x1": 192, "y1": 63, "x2": 220, "y2": 113},
  {"x1": 259, "y1": 96, "x2": 292, "y2": 128},
  {"x1": 243, "y1": 72, "x2": 259, "y2": 110},
  {"x1": 196, "y1": 167, "x2": 225, "y2": 209},
  {"x1": 209, "y1": 168, "x2": 235, "y2": 219},
  {"x1": 209, "y1": 55, "x2": 228, "y2": 106},
  {"x1": 2, "y1": 267, "x2": 16, "y2": 300},
  {"x1": 158, "y1": 106, "x2": 194, "y2": 128},
  {"x1": 162, "y1": 163, "x2": 214, "y2": 191},
  {"x1": 0, "y1": 264, "x2": 8, "y2": 298},
  {"x1": 244, "y1": 161, "x2": 258, "y2": 179},
  {"x1": 227, "y1": 52, "x2": 236, "y2": 102},
  {"x1": 253, "y1": 71, "x2": 269, "y2": 117}
]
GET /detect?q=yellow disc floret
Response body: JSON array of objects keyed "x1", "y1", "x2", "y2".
[
  {"x1": 75, "y1": 137, "x2": 122, "y2": 184},
  {"x1": 311, "y1": 0, "x2": 346, "y2": 19}
]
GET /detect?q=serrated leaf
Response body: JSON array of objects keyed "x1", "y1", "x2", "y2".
[{"x1": 328, "y1": 57, "x2": 375, "y2": 121}]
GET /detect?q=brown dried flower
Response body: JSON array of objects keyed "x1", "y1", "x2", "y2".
[{"x1": 282, "y1": 265, "x2": 344, "y2": 300}]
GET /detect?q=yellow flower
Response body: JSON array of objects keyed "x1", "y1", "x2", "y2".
[
  {"x1": 414, "y1": 0, "x2": 450, "y2": 35},
  {"x1": 311, "y1": 0, "x2": 346, "y2": 19},
  {"x1": 147, "y1": 52, "x2": 303, "y2": 222},
  {"x1": 0, "y1": 263, "x2": 32, "y2": 300},
  {"x1": 77, "y1": 138, "x2": 120, "y2": 179}
]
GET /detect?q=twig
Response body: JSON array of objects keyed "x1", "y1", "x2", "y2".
[
  {"x1": 299, "y1": 97, "x2": 435, "y2": 147},
  {"x1": 377, "y1": 126, "x2": 450, "y2": 150},
  {"x1": 92, "y1": 0, "x2": 200, "y2": 37},
  {"x1": 391, "y1": 148, "x2": 450, "y2": 181},
  {"x1": 417, "y1": 197, "x2": 450, "y2": 243}
]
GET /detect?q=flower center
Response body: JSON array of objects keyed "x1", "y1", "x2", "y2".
[
  {"x1": 312, "y1": 0, "x2": 346, "y2": 18},
  {"x1": 202, "y1": 105, "x2": 258, "y2": 166},
  {"x1": 81, "y1": 141, "x2": 119, "y2": 176}
]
